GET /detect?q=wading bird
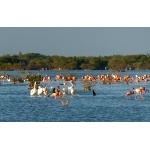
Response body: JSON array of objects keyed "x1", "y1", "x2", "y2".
[
  {"x1": 30, "y1": 82, "x2": 37, "y2": 96},
  {"x1": 125, "y1": 90, "x2": 134, "y2": 99},
  {"x1": 132, "y1": 88, "x2": 144, "y2": 100},
  {"x1": 93, "y1": 90, "x2": 96, "y2": 96}
]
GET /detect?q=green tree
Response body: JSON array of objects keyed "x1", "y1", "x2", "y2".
[{"x1": 107, "y1": 55, "x2": 126, "y2": 71}]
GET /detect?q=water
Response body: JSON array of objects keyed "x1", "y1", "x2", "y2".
[{"x1": 0, "y1": 70, "x2": 150, "y2": 122}]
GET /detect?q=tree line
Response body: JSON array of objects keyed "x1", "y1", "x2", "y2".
[{"x1": 0, "y1": 52, "x2": 150, "y2": 71}]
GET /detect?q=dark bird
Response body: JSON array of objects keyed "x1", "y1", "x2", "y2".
[{"x1": 93, "y1": 90, "x2": 96, "y2": 96}]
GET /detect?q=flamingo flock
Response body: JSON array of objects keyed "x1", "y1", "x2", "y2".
[
  {"x1": 0, "y1": 72, "x2": 149, "y2": 101},
  {"x1": 29, "y1": 76, "x2": 149, "y2": 101},
  {"x1": 15, "y1": 72, "x2": 150, "y2": 100}
]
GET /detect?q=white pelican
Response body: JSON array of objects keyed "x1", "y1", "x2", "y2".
[
  {"x1": 37, "y1": 85, "x2": 48, "y2": 96},
  {"x1": 68, "y1": 80, "x2": 75, "y2": 96},
  {"x1": 30, "y1": 82, "x2": 37, "y2": 96},
  {"x1": 43, "y1": 87, "x2": 48, "y2": 96},
  {"x1": 7, "y1": 78, "x2": 11, "y2": 82},
  {"x1": 61, "y1": 88, "x2": 66, "y2": 95},
  {"x1": 37, "y1": 86, "x2": 43, "y2": 96}
]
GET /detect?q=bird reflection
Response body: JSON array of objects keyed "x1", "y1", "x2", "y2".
[{"x1": 61, "y1": 99, "x2": 69, "y2": 106}]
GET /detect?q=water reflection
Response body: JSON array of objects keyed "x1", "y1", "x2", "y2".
[{"x1": 61, "y1": 99, "x2": 69, "y2": 106}]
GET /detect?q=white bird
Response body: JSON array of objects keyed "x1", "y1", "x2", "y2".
[
  {"x1": 61, "y1": 88, "x2": 66, "y2": 95},
  {"x1": 30, "y1": 82, "x2": 37, "y2": 96},
  {"x1": 43, "y1": 87, "x2": 48, "y2": 96},
  {"x1": 37, "y1": 85, "x2": 48, "y2": 96},
  {"x1": 68, "y1": 80, "x2": 74, "y2": 91},
  {"x1": 7, "y1": 78, "x2": 11, "y2": 82},
  {"x1": 37, "y1": 86, "x2": 43, "y2": 96},
  {"x1": 68, "y1": 80, "x2": 75, "y2": 96},
  {"x1": 70, "y1": 88, "x2": 75, "y2": 96}
]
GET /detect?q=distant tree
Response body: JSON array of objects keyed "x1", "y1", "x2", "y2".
[
  {"x1": 0, "y1": 53, "x2": 149, "y2": 71},
  {"x1": 107, "y1": 55, "x2": 126, "y2": 71}
]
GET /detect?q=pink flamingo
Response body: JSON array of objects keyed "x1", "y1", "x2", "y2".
[
  {"x1": 139, "y1": 87, "x2": 149, "y2": 93},
  {"x1": 125, "y1": 90, "x2": 134, "y2": 99},
  {"x1": 132, "y1": 88, "x2": 144, "y2": 100}
]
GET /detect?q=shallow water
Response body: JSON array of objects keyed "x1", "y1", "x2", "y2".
[{"x1": 0, "y1": 70, "x2": 150, "y2": 122}]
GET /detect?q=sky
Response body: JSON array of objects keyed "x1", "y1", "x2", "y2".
[{"x1": 0, "y1": 27, "x2": 150, "y2": 57}]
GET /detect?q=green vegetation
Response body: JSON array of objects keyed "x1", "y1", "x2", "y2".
[
  {"x1": 0, "y1": 52, "x2": 150, "y2": 71},
  {"x1": 26, "y1": 74, "x2": 42, "y2": 89}
]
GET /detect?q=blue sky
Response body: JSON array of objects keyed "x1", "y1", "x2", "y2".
[{"x1": 0, "y1": 27, "x2": 150, "y2": 56}]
